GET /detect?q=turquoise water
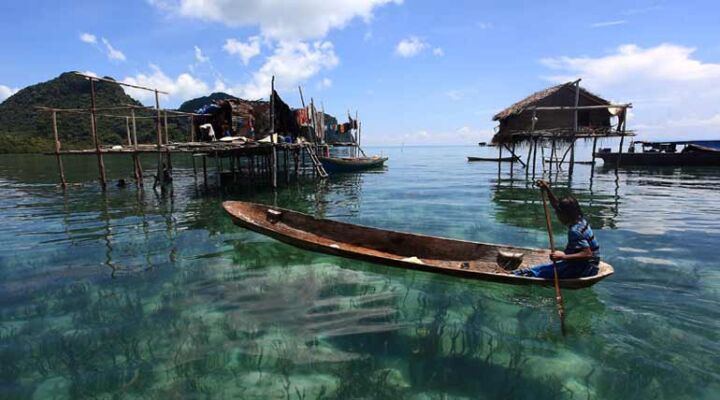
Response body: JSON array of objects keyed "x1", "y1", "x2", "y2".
[{"x1": 1, "y1": 146, "x2": 719, "y2": 399}]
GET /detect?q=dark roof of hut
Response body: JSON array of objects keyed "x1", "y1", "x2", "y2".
[{"x1": 492, "y1": 81, "x2": 610, "y2": 121}]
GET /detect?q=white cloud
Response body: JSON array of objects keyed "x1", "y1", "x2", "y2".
[
  {"x1": 232, "y1": 40, "x2": 339, "y2": 99},
  {"x1": 317, "y1": 77, "x2": 332, "y2": 90},
  {"x1": 122, "y1": 64, "x2": 209, "y2": 105},
  {"x1": 395, "y1": 36, "x2": 428, "y2": 58},
  {"x1": 101, "y1": 37, "x2": 126, "y2": 62},
  {"x1": 0, "y1": 85, "x2": 18, "y2": 101},
  {"x1": 590, "y1": 20, "x2": 627, "y2": 28},
  {"x1": 79, "y1": 32, "x2": 97, "y2": 44},
  {"x1": 540, "y1": 43, "x2": 720, "y2": 140},
  {"x1": 194, "y1": 45, "x2": 209, "y2": 63},
  {"x1": 158, "y1": 0, "x2": 401, "y2": 41},
  {"x1": 433, "y1": 47, "x2": 444, "y2": 56},
  {"x1": 223, "y1": 36, "x2": 262, "y2": 65}
]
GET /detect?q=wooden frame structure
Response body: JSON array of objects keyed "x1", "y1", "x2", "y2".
[{"x1": 38, "y1": 73, "x2": 328, "y2": 191}]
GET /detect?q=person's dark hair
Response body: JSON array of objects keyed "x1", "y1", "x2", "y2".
[{"x1": 557, "y1": 196, "x2": 583, "y2": 222}]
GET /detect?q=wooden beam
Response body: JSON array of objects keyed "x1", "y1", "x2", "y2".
[{"x1": 503, "y1": 144, "x2": 526, "y2": 168}]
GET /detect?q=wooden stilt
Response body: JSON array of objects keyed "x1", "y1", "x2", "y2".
[
  {"x1": 568, "y1": 141, "x2": 576, "y2": 177},
  {"x1": 131, "y1": 108, "x2": 138, "y2": 147},
  {"x1": 591, "y1": 137, "x2": 598, "y2": 166},
  {"x1": 285, "y1": 148, "x2": 290, "y2": 184},
  {"x1": 202, "y1": 155, "x2": 208, "y2": 187},
  {"x1": 531, "y1": 138, "x2": 538, "y2": 179},
  {"x1": 510, "y1": 143, "x2": 515, "y2": 176},
  {"x1": 89, "y1": 79, "x2": 107, "y2": 190},
  {"x1": 616, "y1": 134, "x2": 625, "y2": 169},
  {"x1": 125, "y1": 117, "x2": 132, "y2": 146},
  {"x1": 51, "y1": 111, "x2": 67, "y2": 189},
  {"x1": 164, "y1": 111, "x2": 169, "y2": 144},
  {"x1": 154, "y1": 89, "x2": 164, "y2": 188}
]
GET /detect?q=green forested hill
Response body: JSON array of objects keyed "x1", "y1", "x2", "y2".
[{"x1": 0, "y1": 72, "x2": 157, "y2": 153}]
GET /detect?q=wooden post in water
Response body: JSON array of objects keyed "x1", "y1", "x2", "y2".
[
  {"x1": 498, "y1": 144, "x2": 503, "y2": 175},
  {"x1": 202, "y1": 155, "x2": 208, "y2": 188},
  {"x1": 125, "y1": 116, "x2": 132, "y2": 146},
  {"x1": 591, "y1": 137, "x2": 598, "y2": 166},
  {"x1": 130, "y1": 108, "x2": 142, "y2": 187},
  {"x1": 190, "y1": 115, "x2": 195, "y2": 142},
  {"x1": 89, "y1": 79, "x2": 107, "y2": 190},
  {"x1": 569, "y1": 80, "x2": 580, "y2": 178},
  {"x1": 531, "y1": 138, "x2": 538, "y2": 179},
  {"x1": 164, "y1": 111, "x2": 169, "y2": 144},
  {"x1": 510, "y1": 143, "x2": 515, "y2": 177},
  {"x1": 270, "y1": 76, "x2": 277, "y2": 189},
  {"x1": 51, "y1": 111, "x2": 67, "y2": 189},
  {"x1": 154, "y1": 90, "x2": 164, "y2": 187}
]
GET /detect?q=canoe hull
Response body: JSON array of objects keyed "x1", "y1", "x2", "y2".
[
  {"x1": 223, "y1": 201, "x2": 613, "y2": 289},
  {"x1": 467, "y1": 156, "x2": 518, "y2": 162},
  {"x1": 319, "y1": 156, "x2": 388, "y2": 172},
  {"x1": 595, "y1": 150, "x2": 720, "y2": 167}
]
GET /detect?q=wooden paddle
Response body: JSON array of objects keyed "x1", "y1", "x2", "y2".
[{"x1": 540, "y1": 186, "x2": 567, "y2": 335}]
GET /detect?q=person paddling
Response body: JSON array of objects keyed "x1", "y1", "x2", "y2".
[{"x1": 514, "y1": 180, "x2": 600, "y2": 279}]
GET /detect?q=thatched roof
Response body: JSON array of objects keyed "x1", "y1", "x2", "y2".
[{"x1": 493, "y1": 81, "x2": 610, "y2": 121}]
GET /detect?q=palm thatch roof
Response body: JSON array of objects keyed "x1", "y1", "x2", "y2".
[{"x1": 493, "y1": 81, "x2": 609, "y2": 121}]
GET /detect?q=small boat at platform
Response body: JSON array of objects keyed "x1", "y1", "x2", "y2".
[
  {"x1": 223, "y1": 201, "x2": 614, "y2": 289},
  {"x1": 319, "y1": 156, "x2": 388, "y2": 172},
  {"x1": 595, "y1": 140, "x2": 720, "y2": 167},
  {"x1": 467, "y1": 156, "x2": 519, "y2": 162}
]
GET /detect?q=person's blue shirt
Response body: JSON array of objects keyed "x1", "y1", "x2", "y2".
[{"x1": 565, "y1": 218, "x2": 600, "y2": 264}]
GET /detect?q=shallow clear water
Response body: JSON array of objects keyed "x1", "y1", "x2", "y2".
[{"x1": 1, "y1": 146, "x2": 719, "y2": 399}]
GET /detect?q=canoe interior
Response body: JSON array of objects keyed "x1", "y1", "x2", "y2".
[{"x1": 223, "y1": 202, "x2": 613, "y2": 289}]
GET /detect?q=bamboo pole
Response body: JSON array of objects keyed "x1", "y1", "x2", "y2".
[
  {"x1": 51, "y1": 111, "x2": 67, "y2": 189},
  {"x1": 540, "y1": 187, "x2": 567, "y2": 335},
  {"x1": 89, "y1": 79, "x2": 107, "y2": 190}
]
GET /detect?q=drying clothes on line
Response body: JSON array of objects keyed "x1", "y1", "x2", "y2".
[{"x1": 199, "y1": 123, "x2": 216, "y2": 142}]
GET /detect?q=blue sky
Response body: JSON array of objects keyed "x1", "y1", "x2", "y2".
[{"x1": 1, "y1": 0, "x2": 719, "y2": 144}]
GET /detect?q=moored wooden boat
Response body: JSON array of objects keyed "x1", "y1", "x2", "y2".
[
  {"x1": 223, "y1": 201, "x2": 614, "y2": 289},
  {"x1": 467, "y1": 156, "x2": 519, "y2": 162},
  {"x1": 319, "y1": 156, "x2": 388, "y2": 172}
]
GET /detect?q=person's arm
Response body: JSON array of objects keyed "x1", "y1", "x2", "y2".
[
  {"x1": 536, "y1": 180, "x2": 560, "y2": 210},
  {"x1": 550, "y1": 247, "x2": 593, "y2": 261}
]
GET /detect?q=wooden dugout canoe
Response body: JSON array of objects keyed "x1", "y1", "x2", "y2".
[
  {"x1": 222, "y1": 201, "x2": 614, "y2": 289},
  {"x1": 467, "y1": 156, "x2": 519, "y2": 162},
  {"x1": 319, "y1": 156, "x2": 388, "y2": 172}
]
